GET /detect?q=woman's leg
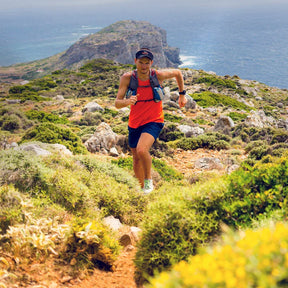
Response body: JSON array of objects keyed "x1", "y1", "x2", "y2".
[
  {"x1": 136, "y1": 132, "x2": 155, "y2": 180},
  {"x1": 131, "y1": 147, "x2": 145, "y2": 188}
]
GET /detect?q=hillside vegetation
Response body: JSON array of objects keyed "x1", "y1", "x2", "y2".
[{"x1": 1, "y1": 59, "x2": 288, "y2": 287}]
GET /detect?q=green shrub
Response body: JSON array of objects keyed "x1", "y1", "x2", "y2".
[
  {"x1": 271, "y1": 130, "x2": 288, "y2": 144},
  {"x1": 270, "y1": 143, "x2": 288, "y2": 158},
  {"x1": 0, "y1": 149, "x2": 50, "y2": 191},
  {"x1": 248, "y1": 144, "x2": 269, "y2": 160},
  {"x1": 111, "y1": 156, "x2": 133, "y2": 171},
  {"x1": 159, "y1": 124, "x2": 184, "y2": 142},
  {"x1": 152, "y1": 158, "x2": 183, "y2": 182},
  {"x1": 227, "y1": 111, "x2": 248, "y2": 122},
  {"x1": 232, "y1": 125, "x2": 288, "y2": 144},
  {"x1": 0, "y1": 185, "x2": 25, "y2": 234},
  {"x1": 164, "y1": 113, "x2": 183, "y2": 123},
  {"x1": 0, "y1": 114, "x2": 21, "y2": 131},
  {"x1": 75, "y1": 155, "x2": 147, "y2": 225},
  {"x1": 222, "y1": 156, "x2": 288, "y2": 228},
  {"x1": 25, "y1": 110, "x2": 68, "y2": 124},
  {"x1": 8, "y1": 91, "x2": 49, "y2": 102},
  {"x1": 196, "y1": 76, "x2": 237, "y2": 89},
  {"x1": 76, "y1": 155, "x2": 137, "y2": 188},
  {"x1": 20, "y1": 122, "x2": 87, "y2": 154},
  {"x1": 80, "y1": 59, "x2": 122, "y2": 73},
  {"x1": 45, "y1": 167, "x2": 92, "y2": 213},
  {"x1": 192, "y1": 92, "x2": 250, "y2": 111},
  {"x1": 176, "y1": 132, "x2": 231, "y2": 151},
  {"x1": 134, "y1": 180, "x2": 227, "y2": 284},
  {"x1": 72, "y1": 112, "x2": 103, "y2": 126},
  {"x1": 111, "y1": 123, "x2": 128, "y2": 135},
  {"x1": 62, "y1": 219, "x2": 120, "y2": 271},
  {"x1": 0, "y1": 108, "x2": 33, "y2": 131}
]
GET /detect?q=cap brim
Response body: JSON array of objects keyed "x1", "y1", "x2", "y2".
[{"x1": 137, "y1": 55, "x2": 153, "y2": 60}]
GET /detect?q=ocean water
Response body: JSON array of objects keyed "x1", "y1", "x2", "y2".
[{"x1": 0, "y1": 3, "x2": 288, "y2": 88}]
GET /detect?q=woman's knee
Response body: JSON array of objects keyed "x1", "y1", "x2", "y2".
[{"x1": 136, "y1": 145, "x2": 150, "y2": 157}]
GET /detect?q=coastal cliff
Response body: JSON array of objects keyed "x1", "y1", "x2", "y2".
[
  {"x1": 59, "y1": 20, "x2": 181, "y2": 69},
  {"x1": 0, "y1": 20, "x2": 181, "y2": 82}
]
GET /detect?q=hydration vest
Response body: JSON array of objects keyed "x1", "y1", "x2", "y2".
[{"x1": 126, "y1": 69, "x2": 165, "y2": 103}]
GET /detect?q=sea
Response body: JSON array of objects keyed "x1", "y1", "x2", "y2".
[{"x1": 1, "y1": 1, "x2": 288, "y2": 89}]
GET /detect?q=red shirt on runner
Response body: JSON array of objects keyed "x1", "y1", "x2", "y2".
[{"x1": 128, "y1": 78, "x2": 164, "y2": 129}]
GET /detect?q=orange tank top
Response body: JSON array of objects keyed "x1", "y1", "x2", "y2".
[{"x1": 128, "y1": 78, "x2": 164, "y2": 128}]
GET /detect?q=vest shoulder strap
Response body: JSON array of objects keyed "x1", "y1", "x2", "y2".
[
  {"x1": 149, "y1": 69, "x2": 160, "y2": 88},
  {"x1": 128, "y1": 69, "x2": 160, "y2": 91},
  {"x1": 128, "y1": 70, "x2": 138, "y2": 91}
]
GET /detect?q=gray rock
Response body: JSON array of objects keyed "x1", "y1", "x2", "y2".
[
  {"x1": 214, "y1": 116, "x2": 235, "y2": 132},
  {"x1": 184, "y1": 94, "x2": 197, "y2": 110},
  {"x1": 6, "y1": 99, "x2": 21, "y2": 104},
  {"x1": 85, "y1": 122, "x2": 118, "y2": 153},
  {"x1": 54, "y1": 95, "x2": 65, "y2": 101},
  {"x1": 245, "y1": 110, "x2": 276, "y2": 128},
  {"x1": 109, "y1": 147, "x2": 119, "y2": 157},
  {"x1": 83, "y1": 101, "x2": 104, "y2": 113},
  {"x1": 103, "y1": 216, "x2": 122, "y2": 231},
  {"x1": 195, "y1": 157, "x2": 223, "y2": 170},
  {"x1": 163, "y1": 100, "x2": 179, "y2": 109},
  {"x1": 178, "y1": 125, "x2": 204, "y2": 137},
  {"x1": 50, "y1": 144, "x2": 73, "y2": 156},
  {"x1": 18, "y1": 143, "x2": 51, "y2": 156},
  {"x1": 17, "y1": 142, "x2": 73, "y2": 156}
]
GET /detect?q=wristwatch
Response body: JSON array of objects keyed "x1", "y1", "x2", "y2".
[{"x1": 179, "y1": 90, "x2": 186, "y2": 95}]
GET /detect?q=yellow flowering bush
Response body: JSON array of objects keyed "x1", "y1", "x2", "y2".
[{"x1": 149, "y1": 222, "x2": 288, "y2": 288}]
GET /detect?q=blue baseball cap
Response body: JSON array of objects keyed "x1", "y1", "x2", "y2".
[{"x1": 135, "y1": 49, "x2": 154, "y2": 61}]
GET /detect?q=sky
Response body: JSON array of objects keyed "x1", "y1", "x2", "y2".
[{"x1": 1, "y1": 0, "x2": 287, "y2": 10}]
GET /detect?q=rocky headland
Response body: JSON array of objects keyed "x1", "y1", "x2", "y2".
[{"x1": 0, "y1": 20, "x2": 181, "y2": 83}]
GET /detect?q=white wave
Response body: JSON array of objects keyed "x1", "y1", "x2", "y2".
[
  {"x1": 80, "y1": 26, "x2": 102, "y2": 30},
  {"x1": 179, "y1": 55, "x2": 197, "y2": 67}
]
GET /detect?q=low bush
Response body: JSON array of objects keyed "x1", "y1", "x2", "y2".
[
  {"x1": 159, "y1": 124, "x2": 184, "y2": 142},
  {"x1": 72, "y1": 112, "x2": 104, "y2": 126},
  {"x1": 0, "y1": 149, "x2": 50, "y2": 191},
  {"x1": 61, "y1": 219, "x2": 120, "y2": 271},
  {"x1": 196, "y1": 75, "x2": 237, "y2": 89},
  {"x1": 176, "y1": 132, "x2": 231, "y2": 151},
  {"x1": 25, "y1": 110, "x2": 68, "y2": 124},
  {"x1": 0, "y1": 114, "x2": 21, "y2": 131},
  {"x1": 152, "y1": 158, "x2": 183, "y2": 182},
  {"x1": 192, "y1": 92, "x2": 250, "y2": 111},
  {"x1": 233, "y1": 125, "x2": 288, "y2": 145},
  {"x1": 73, "y1": 155, "x2": 147, "y2": 225},
  {"x1": 134, "y1": 180, "x2": 227, "y2": 284},
  {"x1": 149, "y1": 222, "x2": 288, "y2": 288},
  {"x1": 20, "y1": 122, "x2": 87, "y2": 154},
  {"x1": 0, "y1": 108, "x2": 33, "y2": 131},
  {"x1": 227, "y1": 111, "x2": 248, "y2": 122},
  {"x1": 222, "y1": 155, "x2": 288, "y2": 228},
  {"x1": 164, "y1": 113, "x2": 183, "y2": 123},
  {"x1": 0, "y1": 185, "x2": 25, "y2": 234}
]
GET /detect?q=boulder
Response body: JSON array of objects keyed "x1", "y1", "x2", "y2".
[
  {"x1": 84, "y1": 122, "x2": 118, "y2": 154},
  {"x1": 214, "y1": 116, "x2": 235, "y2": 132},
  {"x1": 245, "y1": 110, "x2": 276, "y2": 128},
  {"x1": 83, "y1": 101, "x2": 104, "y2": 113},
  {"x1": 17, "y1": 143, "x2": 51, "y2": 156},
  {"x1": 178, "y1": 125, "x2": 204, "y2": 137}
]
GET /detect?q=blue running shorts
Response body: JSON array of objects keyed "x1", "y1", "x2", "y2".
[{"x1": 128, "y1": 122, "x2": 164, "y2": 148}]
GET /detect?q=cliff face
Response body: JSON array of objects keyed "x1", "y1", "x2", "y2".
[{"x1": 59, "y1": 20, "x2": 181, "y2": 69}]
